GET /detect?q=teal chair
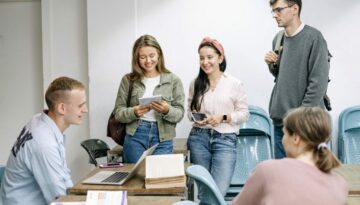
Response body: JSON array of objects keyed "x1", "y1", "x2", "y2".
[
  {"x1": 239, "y1": 105, "x2": 273, "y2": 140},
  {"x1": 0, "y1": 165, "x2": 5, "y2": 185},
  {"x1": 225, "y1": 105, "x2": 273, "y2": 200},
  {"x1": 186, "y1": 165, "x2": 227, "y2": 205},
  {"x1": 338, "y1": 106, "x2": 360, "y2": 164}
]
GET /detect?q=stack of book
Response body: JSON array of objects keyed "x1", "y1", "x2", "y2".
[{"x1": 145, "y1": 154, "x2": 186, "y2": 189}]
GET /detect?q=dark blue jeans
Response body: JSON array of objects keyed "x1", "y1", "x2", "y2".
[
  {"x1": 123, "y1": 120, "x2": 173, "y2": 163},
  {"x1": 187, "y1": 127, "x2": 237, "y2": 200},
  {"x1": 274, "y1": 125, "x2": 286, "y2": 159}
]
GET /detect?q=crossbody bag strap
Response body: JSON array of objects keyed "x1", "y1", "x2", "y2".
[{"x1": 126, "y1": 77, "x2": 134, "y2": 107}]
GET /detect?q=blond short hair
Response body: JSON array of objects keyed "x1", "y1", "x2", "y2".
[{"x1": 45, "y1": 76, "x2": 85, "y2": 111}]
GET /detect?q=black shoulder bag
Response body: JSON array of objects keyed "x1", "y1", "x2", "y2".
[{"x1": 106, "y1": 78, "x2": 134, "y2": 145}]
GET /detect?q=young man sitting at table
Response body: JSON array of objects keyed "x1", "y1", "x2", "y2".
[{"x1": 0, "y1": 76, "x2": 88, "y2": 205}]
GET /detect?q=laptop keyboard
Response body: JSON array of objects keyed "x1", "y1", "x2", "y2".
[{"x1": 102, "y1": 172, "x2": 129, "y2": 183}]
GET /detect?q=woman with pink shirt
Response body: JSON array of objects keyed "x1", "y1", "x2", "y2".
[
  {"x1": 232, "y1": 106, "x2": 348, "y2": 205},
  {"x1": 187, "y1": 36, "x2": 249, "y2": 203}
]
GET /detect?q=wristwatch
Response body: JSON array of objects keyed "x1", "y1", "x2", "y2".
[{"x1": 222, "y1": 114, "x2": 227, "y2": 122}]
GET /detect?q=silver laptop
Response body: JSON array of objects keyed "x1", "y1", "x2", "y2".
[{"x1": 82, "y1": 144, "x2": 158, "y2": 185}]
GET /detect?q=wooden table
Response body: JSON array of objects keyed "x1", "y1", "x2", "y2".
[
  {"x1": 348, "y1": 195, "x2": 360, "y2": 205},
  {"x1": 67, "y1": 164, "x2": 188, "y2": 196},
  {"x1": 334, "y1": 164, "x2": 360, "y2": 195},
  {"x1": 108, "y1": 138, "x2": 188, "y2": 157},
  {"x1": 55, "y1": 195, "x2": 183, "y2": 205}
]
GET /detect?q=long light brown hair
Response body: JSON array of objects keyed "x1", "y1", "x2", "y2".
[{"x1": 130, "y1": 34, "x2": 170, "y2": 81}]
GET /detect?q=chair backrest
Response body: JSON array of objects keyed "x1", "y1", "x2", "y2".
[
  {"x1": 226, "y1": 105, "x2": 273, "y2": 200},
  {"x1": 232, "y1": 134, "x2": 272, "y2": 185},
  {"x1": 338, "y1": 106, "x2": 360, "y2": 134},
  {"x1": 338, "y1": 106, "x2": 360, "y2": 163},
  {"x1": 0, "y1": 165, "x2": 5, "y2": 186},
  {"x1": 340, "y1": 128, "x2": 360, "y2": 164},
  {"x1": 240, "y1": 105, "x2": 273, "y2": 138},
  {"x1": 225, "y1": 134, "x2": 272, "y2": 201},
  {"x1": 186, "y1": 165, "x2": 227, "y2": 205},
  {"x1": 80, "y1": 139, "x2": 110, "y2": 166}
]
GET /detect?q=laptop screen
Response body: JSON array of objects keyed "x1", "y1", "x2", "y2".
[{"x1": 82, "y1": 143, "x2": 158, "y2": 185}]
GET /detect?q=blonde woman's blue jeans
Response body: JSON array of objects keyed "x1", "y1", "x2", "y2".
[{"x1": 123, "y1": 120, "x2": 173, "y2": 163}]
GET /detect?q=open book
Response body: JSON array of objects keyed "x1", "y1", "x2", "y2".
[{"x1": 145, "y1": 154, "x2": 186, "y2": 189}]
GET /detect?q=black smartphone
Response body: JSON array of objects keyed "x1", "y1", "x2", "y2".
[{"x1": 191, "y1": 112, "x2": 207, "y2": 122}]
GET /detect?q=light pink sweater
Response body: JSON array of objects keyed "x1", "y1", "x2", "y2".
[
  {"x1": 232, "y1": 158, "x2": 348, "y2": 205},
  {"x1": 187, "y1": 72, "x2": 249, "y2": 134}
]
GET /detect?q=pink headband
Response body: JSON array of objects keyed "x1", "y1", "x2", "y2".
[{"x1": 199, "y1": 36, "x2": 225, "y2": 56}]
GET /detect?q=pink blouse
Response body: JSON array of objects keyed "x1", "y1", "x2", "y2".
[{"x1": 187, "y1": 72, "x2": 249, "y2": 134}]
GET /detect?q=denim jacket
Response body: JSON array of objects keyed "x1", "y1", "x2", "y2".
[{"x1": 114, "y1": 72, "x2": 185, "y2": 141}]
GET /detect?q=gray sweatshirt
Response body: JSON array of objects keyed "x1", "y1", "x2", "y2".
[{"x1": 269, "y1": 25, "x2": 330, "y2": 125}]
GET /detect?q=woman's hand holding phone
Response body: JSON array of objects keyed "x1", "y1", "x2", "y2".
[
  {"x1": 191, "y1": 112, "x2": 207, "y2": 125},
  {"x1": 205, "y1": 114, "x2": 223, "y2": 127},
  {"x1": 192, "y1": 113, "x2": 223, "y2": 127}
]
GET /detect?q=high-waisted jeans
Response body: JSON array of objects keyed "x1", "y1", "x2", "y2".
[
  {"x1": 123, "y1": 119, "x2": 173, "y2": 163},
  {"x1": 187, "y1": 127, "x2": 237, "y2": 202}
]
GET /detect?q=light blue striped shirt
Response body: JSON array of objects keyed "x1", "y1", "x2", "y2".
[{"x1": 0, "y1": 111, "x2": 73, "y2": 205}]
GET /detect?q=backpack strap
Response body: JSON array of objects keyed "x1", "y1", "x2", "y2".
[
  {"x1": 268, "y1": 30, "x2": 285, "y2": 78},
  {"x1": 274, "y1": 30, "x2": 285, "y2": 52}
]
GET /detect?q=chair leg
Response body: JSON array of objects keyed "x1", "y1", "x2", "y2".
[{"x1": 187, "y1": 177, "x2": 195, "y2": 201}]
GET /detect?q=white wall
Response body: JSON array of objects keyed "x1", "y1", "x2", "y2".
[
  {"x1": 87, "y1": 0, "x2": 136, "y2": 147},
  {"x1": 0, "y1": 0, "x2": 43, "y2": 163},
  {"x1": 87, "y1": 0, "x2": 360, "y2": 152},
  {"x1": 301, "y1": 0, "x2": 360, "y2": 146},
  {"x1": 41, "y1": 0, "x2": 90, "y2": 181},
  {"x1": 0, "y1": 0, "x2": 90, "y2": 183}
]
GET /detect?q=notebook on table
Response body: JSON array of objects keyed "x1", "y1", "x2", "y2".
[{"x1": 82, "y1": 144, "x2": 158, "y2": 185}]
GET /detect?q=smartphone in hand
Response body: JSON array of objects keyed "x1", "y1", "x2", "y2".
[
  {"x1": 191, "y1": 112, "x2": 207, "y2": 122},
  {"x1": 99, "y1": 163, "x2": 124, "y2": 168}
]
